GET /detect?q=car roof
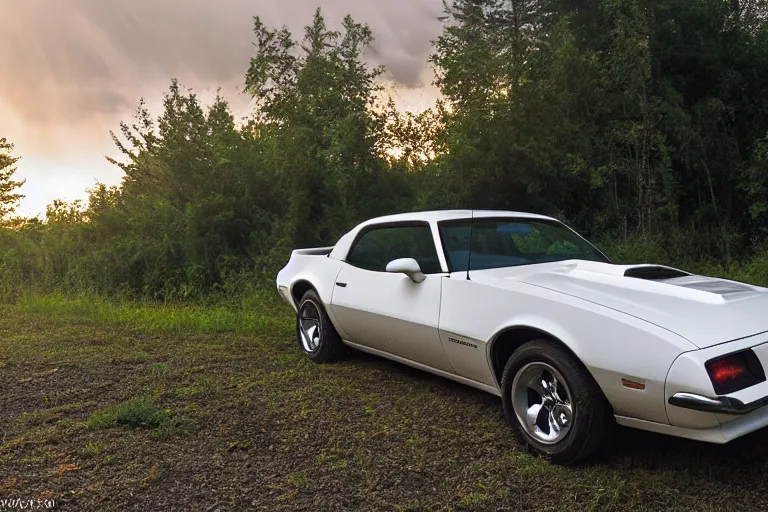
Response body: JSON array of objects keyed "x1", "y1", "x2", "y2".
[
  {"x1": 359, "y1": 209, "x2": 557, "y2": 226},
  {"x1": 328, "y1": 210, "x2": 560, "y2": 261}
]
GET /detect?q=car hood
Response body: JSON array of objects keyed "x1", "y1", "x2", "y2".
[{"x1": 470, "y1": 260, "x2": 768, "y2": 348}]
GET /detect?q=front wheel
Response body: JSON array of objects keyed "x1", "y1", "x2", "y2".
[
  {"x1": 500, "y1": 339, "x2": 611, "y2": 465},
  {"x1": 296, "y1": 290, "x2": 345, "y2": 363}
]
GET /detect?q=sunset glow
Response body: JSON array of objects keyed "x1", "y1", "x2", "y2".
[{"x1": 0, "y1": 0, "x2": 441, "y2": 216}]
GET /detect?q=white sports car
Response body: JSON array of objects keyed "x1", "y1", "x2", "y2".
[{"x1": 275, "y1": 210, "x2": 768, "y2": 464}]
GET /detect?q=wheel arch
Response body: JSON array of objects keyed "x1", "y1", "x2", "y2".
[
  {"x1": 290, "y1": 279, "x2": 318, "y2": 309},
  {"x1": 289, "y1": 278, "x2": 348, "y2": 340},
  {"x1": 487, "y1": 324, "x2": 601, "y2": 397}
]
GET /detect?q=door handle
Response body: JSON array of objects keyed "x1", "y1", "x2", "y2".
[{"x1": 335, "y1": 282, "x2": 347, "y2": 288}]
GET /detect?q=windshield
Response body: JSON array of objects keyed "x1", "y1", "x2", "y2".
[{"x1": 438, "y1": 218, "x2": 609, "y2": 272}]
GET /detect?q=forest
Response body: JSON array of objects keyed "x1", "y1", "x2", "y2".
[{"x1": 3, "y1": 0, "x2": 768, "y2": 301}]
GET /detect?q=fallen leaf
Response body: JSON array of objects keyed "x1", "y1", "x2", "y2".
[{"x1": 55, "y1": 464, "x2": 79, "y2": 476}]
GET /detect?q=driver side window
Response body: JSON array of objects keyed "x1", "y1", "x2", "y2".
[{"x1": 346, "y1": 224, "x2": 442, "y2": 274}]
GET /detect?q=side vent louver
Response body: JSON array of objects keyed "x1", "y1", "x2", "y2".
[{"x1": 624, "y1": 266, "x2": 689, "y2": 280}]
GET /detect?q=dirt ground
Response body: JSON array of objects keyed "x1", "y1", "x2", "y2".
[{"x1": 1, "y1": 302, "x2": 768, "y2": 511}]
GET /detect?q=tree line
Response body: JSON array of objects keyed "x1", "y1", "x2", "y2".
[{"x1": 2, "y1": 1, "x2": 768, "y2": 300}]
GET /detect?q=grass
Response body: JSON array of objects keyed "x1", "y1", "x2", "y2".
[
  {"x1": 1, "y1": 292, "x2": 768, "y2": 510},
  {"x1": 86, "y1": 399, "x2": 176, "y2": 431},
  {"x1": 15, "y1": 291, "x2": 292, "y2": 335}
]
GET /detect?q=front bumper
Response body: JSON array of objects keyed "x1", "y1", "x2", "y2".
[{"x1": 669, "y1": 392, "x2": 768, "y2": 415}]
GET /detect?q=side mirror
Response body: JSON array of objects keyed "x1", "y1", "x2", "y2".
[{"x1": 386, "y1": 258, "x2": 426, "y2": 283}]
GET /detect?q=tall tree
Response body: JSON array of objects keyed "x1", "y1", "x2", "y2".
[
  {"x1": 0, "y1": 138, "x2": 25, "y2": 225},
  {"x1": 245, "y1": 9, "x2": 398, "y2": 246},
  {"x1": 432, "y1": 0, "x2": 768, "y2": 265}
]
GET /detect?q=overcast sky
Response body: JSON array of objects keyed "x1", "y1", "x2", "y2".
[{"x1": 0, "y1": 0, "x2": 443, "y2": 216}]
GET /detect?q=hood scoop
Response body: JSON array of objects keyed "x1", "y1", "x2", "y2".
[
  {"x1": 622, "y1": 265, "x2": 755, "y2": 297},
  {"x1": 547, "y1": 261, "x2": 758, "y2": 304},
  {"x1": 623, "y1": 266, "x2": 690, "y2": 280}
]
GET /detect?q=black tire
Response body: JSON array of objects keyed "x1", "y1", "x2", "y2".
[
  {"x1": 500, "y1": 339, "x2": 611, "y2": 465},
  {"x1": 296, "y1": 290, "x2": 345, "y2": 363}
]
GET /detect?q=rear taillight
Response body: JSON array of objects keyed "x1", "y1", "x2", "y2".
[{"x1": 705, "y1": 350, "x2": 766, "y2": 395}]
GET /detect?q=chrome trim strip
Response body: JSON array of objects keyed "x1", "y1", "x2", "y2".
[{"x1": 668, "y1": 392, "x2": 768, "y2": 415}]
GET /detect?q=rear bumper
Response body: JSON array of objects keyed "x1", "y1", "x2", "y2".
[
  {"x1": 668, "y1": 392, "x2": 768, "y2": 415},
  {"x1": 276, "y1": 284, "x2": 293, "y2": 307}
]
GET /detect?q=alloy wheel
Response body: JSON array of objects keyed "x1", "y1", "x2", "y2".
[
  {"x1": 298, "y1": 300, "x2": 322, "y2": 353},
  {"x1": 511, "y1": 362, "x2": 574, "y2": 445}
]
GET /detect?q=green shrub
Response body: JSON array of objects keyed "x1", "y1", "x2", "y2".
[{"x1": 87, "y1": 399, "x2": 175, "y2": 430}]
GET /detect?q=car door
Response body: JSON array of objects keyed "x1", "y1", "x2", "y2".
[{"x1": 330, "y1": 222, "x2": 454, "y2": 373}]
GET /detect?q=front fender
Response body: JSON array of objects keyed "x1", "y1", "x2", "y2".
[
  {"x1": 486, "y1": 315, "x2": 584, "y2": 367},
  {"x1": 440, "y1": 276, "x2": 695, "y2": 425}
]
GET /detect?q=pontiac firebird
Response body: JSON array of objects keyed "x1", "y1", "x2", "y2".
[{"x1": 275, "y1": 210, "x2": 768, "y2": 464}]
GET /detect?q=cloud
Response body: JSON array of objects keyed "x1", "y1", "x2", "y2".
[
  {"x1": 0, "y1": 0, "x2": 443, "y2": 123},
  {"x1": 0, "y1": 0, "x2": 444, "y2": 214}
]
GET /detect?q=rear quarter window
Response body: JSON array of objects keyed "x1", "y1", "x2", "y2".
[{"x1": 346, "y1": 224, "x2": 442, "y2": 274}]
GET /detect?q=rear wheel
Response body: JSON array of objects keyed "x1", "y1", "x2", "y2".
[
  {"x1": 296, "y1": 290, "x2": 345, "y2": 363},
  {"x1": 500, "y1": 339, "x2": 610, "y2": 465}
]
